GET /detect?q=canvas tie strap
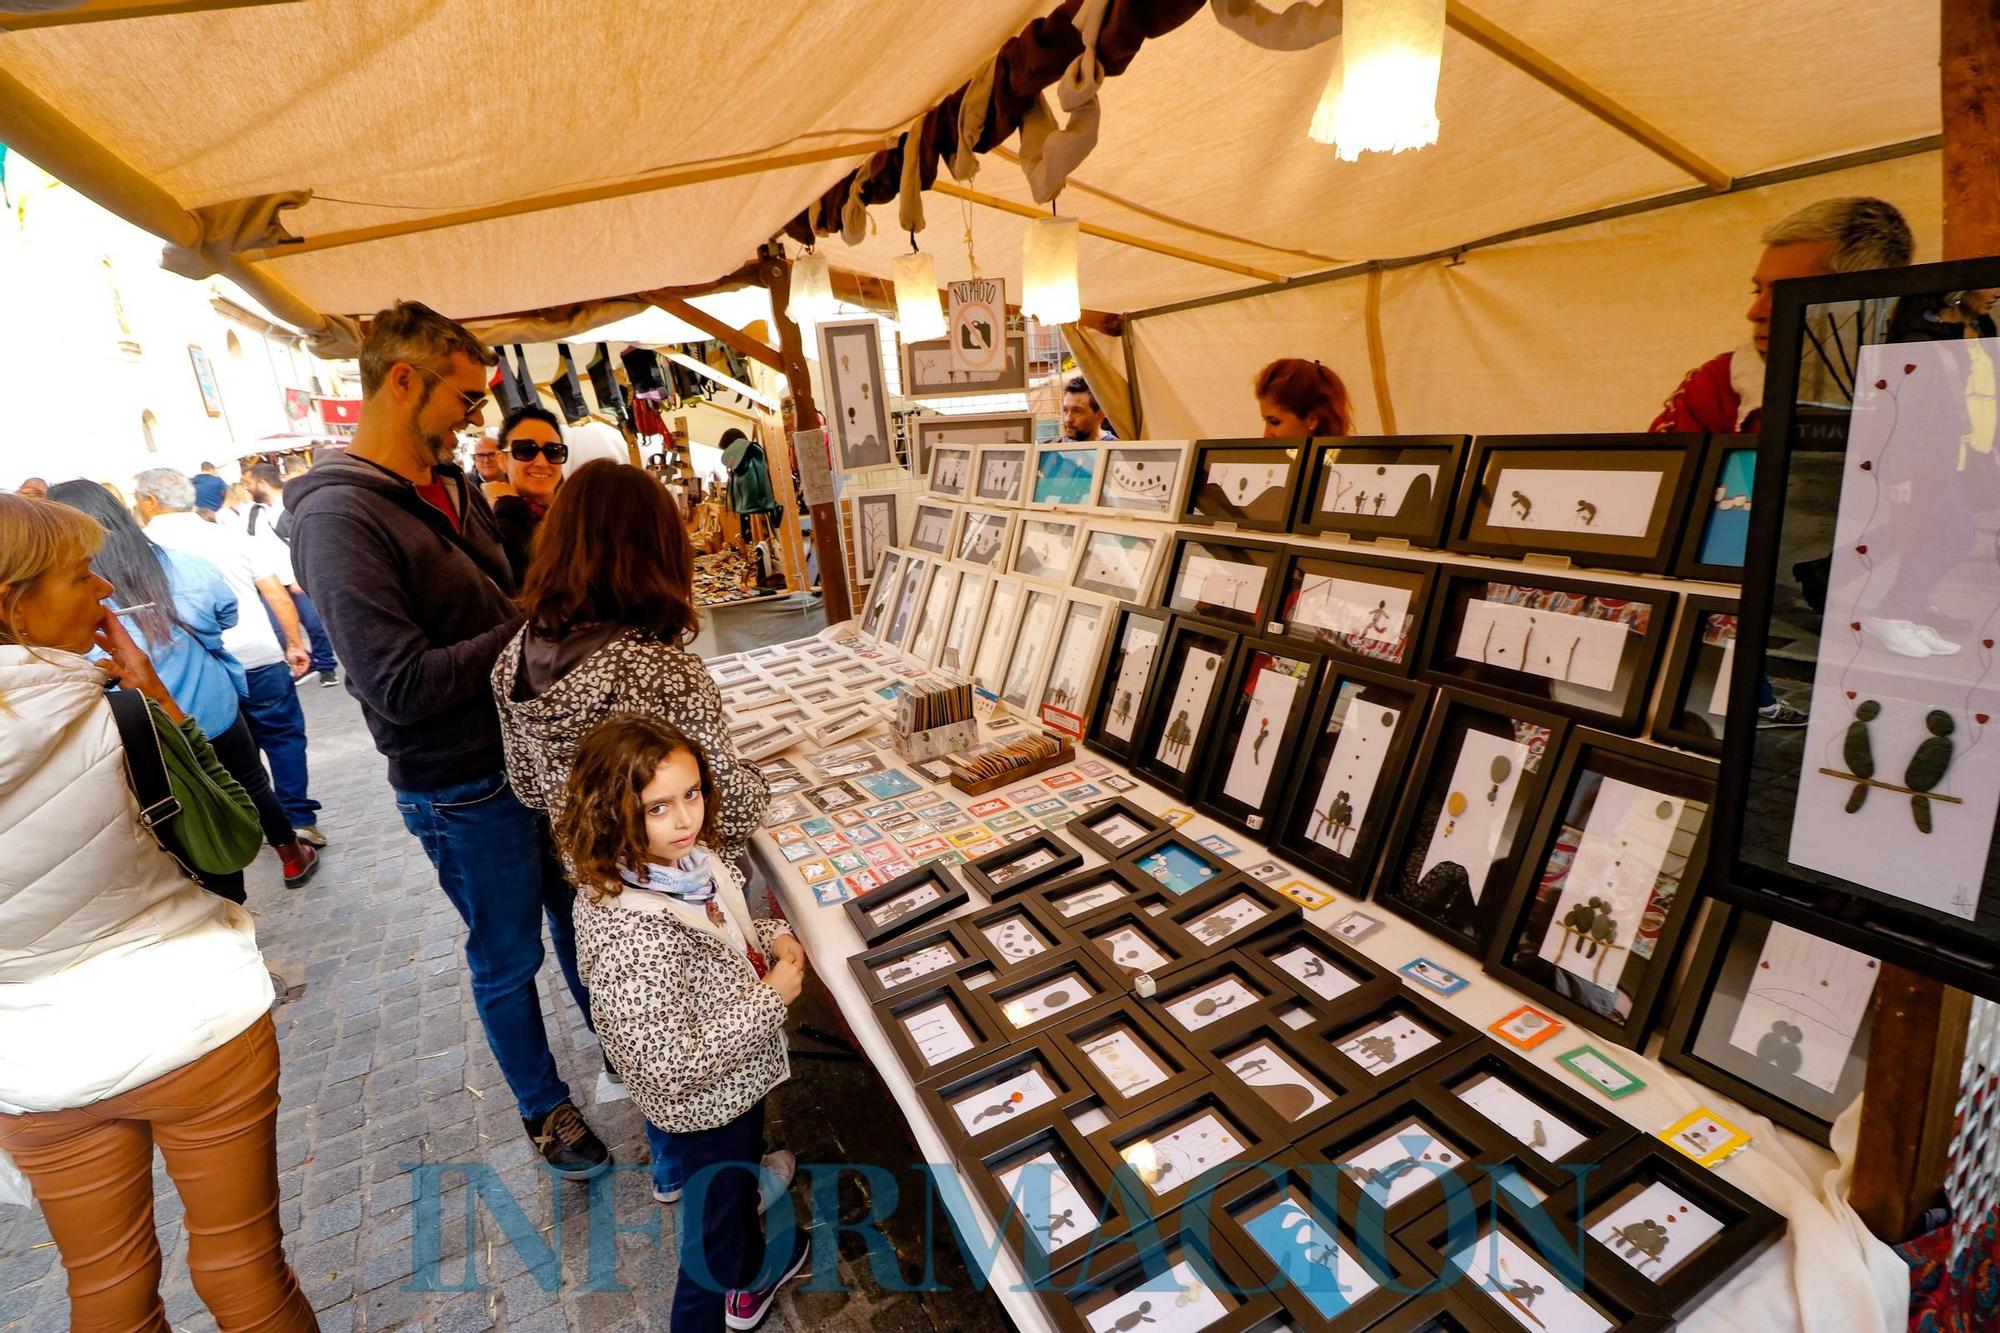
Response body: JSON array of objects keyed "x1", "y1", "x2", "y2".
[{"x1": 898, "y1": 115, "x2": 928, "y2": 235}]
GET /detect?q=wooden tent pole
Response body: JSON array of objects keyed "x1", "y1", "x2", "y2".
[
  {"x1": 644, "y1": 295, "x2": 784, "y2": 373},
  {"x1": 0, "y1": 0, "x2": 298, "y2": 29},
  {"x1": 758, "y1": 248, "x2": 852, "y2": 625},
  {"x1": 1848, "y1": 0, "x2": 1995, "y2": 1245}
]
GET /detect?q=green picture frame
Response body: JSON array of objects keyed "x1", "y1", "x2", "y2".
[{"x1": 1556, "y1": 1043, "x2": 1646, "y2": 1100}]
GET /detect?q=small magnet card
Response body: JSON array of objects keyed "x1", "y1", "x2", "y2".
[
  {"x1": 1400, "y1": 956, "x2": 1470, "y2": 996},
  {"x1": 1659, "y1": 1108, "x2": 1751, "y2": 1167},
  {"x1": 1557, "y1": 1045, "x2": 1645, "y2": 1100},
  {"x1": 1490, "y1": 1003, "x2": 1563, "y2": 1050}
]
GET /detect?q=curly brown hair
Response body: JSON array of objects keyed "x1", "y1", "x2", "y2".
[{"x1": 554, "y1": 714, "x2": 721, "y2": 898}]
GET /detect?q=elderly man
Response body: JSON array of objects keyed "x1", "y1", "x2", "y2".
[
  {"x1": 466, "y1": 428, "x2": 506, "y2": 491},
  {"x1": 1061, "y1": 375, "x2": 1117, "y2": 441},
  {"x1": 133, "y1": 467, "x2": 324, "y2": 883}
]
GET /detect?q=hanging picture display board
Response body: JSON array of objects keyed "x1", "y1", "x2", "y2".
[
  {"x1": 1716, "y1": 257, "x2": 2000, "y2": 999},
  {"x1": 948, "y1": 277, "x2": 1007, "y2": 374},
  {"x1": 815, "y1": 318, "x2": 893, "y2": 472}
]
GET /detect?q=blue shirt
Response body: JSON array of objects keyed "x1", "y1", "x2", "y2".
[{"x1": 141, "y1": 547, "x2": 248, "y2": 739}]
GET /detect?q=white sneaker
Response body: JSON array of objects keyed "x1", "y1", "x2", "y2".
[
  {"x1": 1863, "y1": 617, "x2": 1934, "y2": 658},
  {"x1": 1912, "y1": 624, "x2": 1963, "y2": 655},
  {"x1": 758, "y1": 1150, "x2": 796, "y2": 1214}
]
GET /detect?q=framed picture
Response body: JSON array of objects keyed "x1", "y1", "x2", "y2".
[
  {"x1": 1241, "y1": 919, "x2": 1391, "y2": 1012},
  {"x1": 1033, "y1": 1211, "x2": 1279, "y2": 1333},
  {"x1": 1373, "y1": 690, "x2": 1567, "y2": 951},
  {"x1": 1184, "y1": 439, "x2": 1305, "y2": 532},
  {"x1": 1047, "y1": 997, "x2": 1208, "y2": 1113},
  {"x1": 1448, "y1": 433, "x2": 1702, "y2": 574},
  {"x1": 1037, "y1": 593, "x2": 1114, "y2": 739},
  {"x1": 1084, "y1": 605, "x2": 1171, "y2": 763},
  {"x1": 926, "y1": 443, "x2": 975, "y2": 500},
  {"x1": 882, "y1": 554, "x2": 935, "y2": 650},
  {"x1": 1010, "y1": 513, "x2": 1086, "y2": 584},
  {"x1": 1274, "y1": 664, "x2": 1433, "y2": 894},
  {"x1": 816, "y1": 318, "x2": 894, "y2": 471},
  {"x1": 849, "y1": 920, "x2": 981, "y2": 1003},
  {"x1": 1075, "y1": 903, "x2": 1203, "y2": 979},
  {"x1": 845, "y1": 489, "x2": 900, "y2": 587},
  {"x1": 1563, "y1": 1140, "x2": 1785, "y2": 1319},
  {"x1": 1312, "y1": 986, "x2": 1478, "y2": 1092},
  {"x1": 968, "y1": 575, "x2": 1027, "y2": 694},
  {"x1": 1128, "y1": 831, "x2": 1235, "y2": 898},
  {"x1": 961, "y1": 831, "x2": 1082, "y2": 902},
  {"x1": 1028, "y1": 442, "x2": 1100, "y2": 509},
  {"x1": 915, "y1": 412, "x2": 1035, "y2": 461},
  {"x1": 1413, "y1": 1042, "x2": 1636, "y2": 1193},
  {"x1": 973, "y1": 443, "x2": 1032, "y2": 506},
  {"x1": 1651, "y1": 594, "x2": 1739, "y2": 756},
  {"x1": 877, "y1": 975, "x2": 1007, "y2": 1084},
  {"x1": 1141, "y1": 952, "x2": 1290, "y2": 1040},
  {"x1": 901, "y1": 330, "x2": 1029, "y2": 396},
  {"x1": 955, "y1": 507, "x2": 1018, "y2": 570},
  {"x1": 1659, "y1": 903, "x2": 1879, "y2": 1143},
  {"x1": 906, "y1": 562, "x2": 960, "y2": 662},
  {"x1": 1129, "y1": 619, "x2": 1240, "y2": 795},
  {"x1": 1712, "y1": 257, "x2": 2000, "y2": 996},
  {"x1": 1485, "y1": 731, "x2": 1718, "y2": 1046},
  {"x1": 843, "y1": 863, "x2": 970, "y2": 946},
  {"x1": 907, "y1": 500, "x2": 960, "y2": 557},
  {"x1": 1072, "y1": 525, "x2": 1169, "y2": 605},
  {"x1": 997, "y1": 584, "x2": 1066, "y2": 714},
  {"x1": 1419, "y1": 568, "x2": 1675, "y2": 734},
  {"x1": 1084, "y1": 1085, "x2": 1289, "y2": 1217},
  {"x1": 1065, "y1": 796, "x2": 1172, "y2": 860},
  {"x1": 1160, "y1": 532, "x2": 1286, "y2": 634},
  {"x1": 1673, "y1": 433, "x2": 1757, "y2": 581},
  {"x1": 965, "y1": 1116, "x2": 1119, "y2": 1277},
  {"x1": 1195, "y1": 1022, "x2": 1370, "y2": 1143},
  {"x1": 965, "y1": 894, "x2": 1073, "y2": 973},
  {"x1": 936, "y1": 566, "x2": 993, "y2": 676},
  {"x1": 188, "y1": 344, "x2": 223, "y2": 417},
  {"x1": 1194, "y1": 637, "x2": 1323, "y2": 837},
  {"x1": 916, "y1": 1037, "x2": 1095, "y2": 1156},
  {"x1": 1165, "y1": 875, "x2": 1294, "y2": 950},
  {"x1": 1293, "y1": 435, "x2": 1469, "y2": 546},
  {"x1": 1039, "y1": 861, "x2": 1158, "y2": 921},
  {"x1": 1270, "y1": 546, "x2": 1435, "y2": 676},
  {"x1": 1298, "y1": 1084, "x2": 1518, "y2": 1237},
  {"x1": 857, "y1": 549, "x2": 905, "y2": 639},
  {"x1": 970, "y1": 946, "x2": 1124, "y2": 1042},
  {"x1": 1092, "y1": 442, "x2": 1192, "y2": 518}
]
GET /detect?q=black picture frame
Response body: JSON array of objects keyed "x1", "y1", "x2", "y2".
[
  {"x1": 966, "y1": 1114, "x2": 1123, "y2": 1280},
  {"x1": 1292, "y1": 435, "x2": 1470, "y2": 547},
  {"x1": 1269, "y1": 545, "x2": 1436, "y2": 677},
  {"x1": 849, "y1": 919, "x2": 983, "y2": 1003},
  {"x1": 1066, "y1": 795, "x2": 1173, "y2": 858},
  {"x1": 842, "y1": 862, "x2": 970, "y2": 947},
  {"x1": 1046, "y1": 996, "x2": 1210, "y2": 1116},
  {"x1": 962, "y1": 830, "x2": 1084, "y2": 901},
  {"x1": 1672, "y1": 432, "x2": 1757, "y2": 582},
  {"x1": 1713, "y1": 257, "x2": 2000, "y2": 997},
  {"x1": 1141, "y1": 951, "x2": 1293, "y2": 1043},
  {"x1": 1072, "y1": 903, "x2": 1205, "y2": 980},
  {"x1": 1193, "y1": 636, "x2": 1325, "y2": 838},
  {"x1": 1273, "y1": 663, "x2": 1434, "y2": 894},
  {"x1": 1309, "y1": 985, "x2": 1479, "y2": 1094},
  {"x1": 1240, "y1": 918, "x2": 1392, "y2": 1013},
  {"x1": 1193, "y1": 1022, "x2": 1373, "y2": 1143},
  {"x1": 1483, "y1": 730, "x2": 1719, "y2": 1046},
  {"x1": 1183, "y1": 439, "x2": 1307, "y2": 532},
  {"x1": 1083, "y1": 604, "x2": 1173, "y2": 763},
  {"x1": 1448, "y1": 433, "x2": 1702, "y2": 574},
  {"x1": 917, "y1": 1037, "x2": 1097, "y2": 1156},
  {"x1": 969, "y1": 945, "x2": 1127, "y2": 1041},
  {"x1": 1372, "y1": 690, "x2": 1569, "y2": 952},
  {"x1": 1037, "y1": 1211, "x2": 1282, "y2": 1333},
  {"x1": 1036, "y1": 861, "x2": 1164, "y2": 924},
  {"x1": 1159, "y1": 532, "x2": 1287, "y2": 634},
  {"x1": 1129, "y1": 618, "x2": 1243, "y2": 796},
  {"x1": 1163, "y1": 875, "x2": 1298, "y2": 953},
  {"x1": 1298, "y1": 1082, "x2": 1525, "y2": 1238},
  {"x1": 964, "y1": 894, "x2": 1078, "y2": 976},
  {"x1": 1651, "y1": 593, "x2": 1740, "y2": 757},
  {"x1": 1411, "y1": 1042, "x2": 1636, "y2": 1194},
  {"x1": 1658, "y1": 902, "x2": 1879, "y2": 1144},
  {"x1": 1418, "y1": 566, "x2": 1675, "y2": 735},
  {"x1": 1123, "y1": 829, "x2": 1239, "y2": 899},
  {"x1": 1084, "y1": 1085, "x2": 1290, "y2": 1219},
  {"x1": 876, "y1": 975, "x2": 1010, "y2": 1084}
]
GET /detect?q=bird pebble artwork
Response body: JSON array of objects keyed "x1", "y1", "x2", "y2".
[
  {"x1": 1534, "y1": 777, "x2": 1689, "y2": 992},
  {"x1": 951, "y1": 1067, "x2": 1061, "y2": 1134},
  {"x1": 1588, "y1": 1181, "x2": 1725, "y2": 1280}
]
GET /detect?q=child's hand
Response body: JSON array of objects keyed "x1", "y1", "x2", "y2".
[
  {"x1": 770, "y1": 933, "x2": 806, "y2": 973},
  {"x1": 765, "y1": 955, "x2": 804, "y2": 1006}
]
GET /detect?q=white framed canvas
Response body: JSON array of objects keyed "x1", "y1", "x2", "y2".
[
  {"x1": 816, "y1": 318, "x2": 893, "y2": 472},
  {"x1": 1028, "y1": 443, "x2": 1103, "y2": 511},
  {"x1": 1072, "y1": 525, "x2": 1168, "y2": 604},
  {"x1": 1087, "y1": 442, "x2": 1192, "y2": 519},
  {"x1": 908, "y1": 563, "x2": 961, "y2": 664},
  {"x1": 937, "y1": 566, "x2": 994, "y2": 676},
  {"x1": 926, "y1": 444, "x2": 975, "y2": 501},
  {"x1": 973, "y1": 443, "x2": 1032, "y2": 506},
  {"x1": 1037, "y1": 592, "x2": 1114, "y2": 739},
  {"x1": 908, "y1": 500, "x2": 961, "y2": 557},
  {"x1": 955, "y1": 508, "x2": 1018, "y2": 570},
  {"x1": 902, "y1": 332, "x2": 1030, "y2": 396},
  {"x1": 884, "y1": 553, "x2": 935, "y2": 650},
  {"x1": 970, "y1": 576, "x2": 1028, "y2": 695},
  {"x1": 1011, "y1": 514, "x2": 1086, "y2": 585},
  {"x1": 998, "y1": 585, "x2": 1066, "y2": 714},
  {"x1": 914, "y1": 412, "x2": 1036, "y2": 456},
  {"x1": 844, "y1": 489, "x2": 900, "y2": 587},
  {"x1": 858, "y1": 548, "x2": 907, "y2": 641}
]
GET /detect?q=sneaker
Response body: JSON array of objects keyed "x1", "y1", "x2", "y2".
[
  {"x1": 524, "y1": 1101, "x2": 612, "y2": 1178},
  {"x1": 293, "y1": 825, "x2": 328, "y2": 848},
  {"x1": 725, "y1": 1231, "x2": 811, "y2": 1330},
  {"x1": 1912, "y1": 624, "x2": 1963, "y2": 656},
  {"x1": 1757, "y1": 700, "x2": 1810, "y2": 729},
  {"x1": 1863, "y1": 617, "x2": 1934, "y2": 658},
  {"x1": 318, "y1": 668, "x2": 341, "y2": 688},
  {"x1": 279, "y1": 842, "x2": 319, "y2": 888},
  {"x1": 758, "y1": 1150, "x2": 796, "y2": 1215},
  {"x1": 652, "y1": 1181, "x2": 683, "y2": 1204}
]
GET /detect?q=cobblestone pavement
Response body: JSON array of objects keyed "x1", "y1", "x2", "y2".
[{"x1": 0, "y1": 598, "x2": 1012, "y2": 1332}]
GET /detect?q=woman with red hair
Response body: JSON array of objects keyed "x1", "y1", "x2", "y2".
[{"x1": 1254, "y1": 358, "x2": 1353, "y2": 437}]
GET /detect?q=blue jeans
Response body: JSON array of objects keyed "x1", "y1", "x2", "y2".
[
  {"x1": 266, "y1": 590, "x2": 338, "y2": 674},
  {"x1": 672, "y1": 1100, "x2": 767, "y2": 1333},
  {"x1": 239, "y1": 661, "x2": 317, "y2": 828},
  {"x1": 646, "y1": 1120, "x2": 683, "y2": 1197},
  {"x1": 393, "y1": 771, "x2": 591, "y2": 1122}
]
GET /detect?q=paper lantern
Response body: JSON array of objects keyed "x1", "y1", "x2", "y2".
[
  {"x1": 892, "y1": 250, "x2": 947, "y2": 341},
  {"x1": 786, "y1": 249, "x2": 837, "y2": 326},
  {"x1": 1021, "y1": 215, "x2": 1081, "y2": 326},
  {"x1": 1308, "y1": 0, "x2": 1444, "y2": 161}
]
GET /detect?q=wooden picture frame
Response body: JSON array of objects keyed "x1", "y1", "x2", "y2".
[
  {"x1": 1036, "y1": 861, "x2": 1162, "y2": 923},
  {"x1": 917, "y1": 1036, "x2": 1097, "y2": 1156},
  {"x1": 961, "y1": 830, "x2": 1084, "y2": 902},
  {"x1": 964, "y1": 893, "x2": 1076, "y2": 975},
  {"x1": 926, "y1": 442, "x2": 975, "y2": 500},
  {"x1": 965, "y1": 1114, "x2": 1123, "y2": 1279},
  {"x1": 1310, "y1": 985, "x2": 1479, "y2": 1093},
  {"x1": 843, "y1": 862, "x2": 970, "y2": 946},
  {"x1": 902, "y1": 330, "x2": 1029, "y2": 396},
  {"x1": 1194, "y1": 636, "x2": 1324, "y2": 838},
  {"x1": 857, "y1": 548, "x2": 905, "y2": 640},
  {"x1": 1650, "y1": 593, "x2": 1739, "y2": 757},
  {"x1": 954, "y1": 507, "x2": 1019, "y2": 571},
  {"x1": 1194, "y1": 1022, "x2": 1373, "y2": 1144},
  {"x1": 1129, "y1": 619, "x2": 1241, "y2": 795},
  {"x1": 1141, "y1": 951, "x2": 1292, "y2": 1042},
  {"x1": 1273, "y1": 663, "x2": 1434, "y2": 894},
  {"x1": 1072, "y1": 524, "x2": 1170, "y2": 605},
  {"x1": 1159, "y1": 532, "x2": 1287, "y2": 635},
  {"x1": 935, "y1": 564, "x2": 995, "y2": 676},
  {"x1": 1089, "y1": 441, "x2": 1194, "y2": 520},
  {"x1": 1270, "y1": 545, "x2": 1436, "y2": 677},
  {"x1": 1298, "y1": 1082, "x2": 1524, "y2": 1237},
  {"x1": 973, "y1": 442, "x2": 1033, "y2": 506},
  {"x1": 907, "y1": 499, "x2": 961, "y2": 557},
  {"x1": 881, "y1": 552, "x2": 936, "y2": 650},
  {"x1": 817, "y1": 318, "x2": 894, "y2": 471},
  {"x1": 1419, "y1": 566, "x2": 1674, "y2": 735},
  {"x1": 1164, "y1": 874, "x2": 1297, "y2": 952},
  {"x1": 1010, "y1": 512, "x2": 1087, "y2": 584},
  {"x1": 1083, "y1": 604, "x2": 1172, "y2": 763},
  {"x1": 1448, "y1": 433, "x2": 1702, "y2": 574},
  {"x1": 1084, "y1": 1084, "x2": 1290, "y2": 1218},
  {"x1": 1658, "y1": 902, "x2": 1879, "y2": 1144},
  {"x1": 1065, "y1": 796, "x2": 1173, "y2": 859},
  {"x1": 996, "y1": 582, "x2": 1068, "y2": 715},
  {"x1": 1372, "y1": 690, "x2": 1569, "y2": 953},
  {"x1": 1072, "y1": 901, "x2": 1205, "y2": 980},
  {"x1": 1484, "y1": 731, "x2": 1718, "y2": 1047},
  {"x1": 1037, "y1": 592, "x2": 1116, "y2": 740},
  {"x1": 1183, "y1": 439, "x2": 1307, "y2": 532},
  {"x1": 849, "y1": 918, "x2": 983, "y2": 1003},
  {"x1": 1125, "y1": 829, "x2": 1237, "y2": 899},
  {"x1": 1028, "y1": 442, "x2": 1101, "y2": 510},
  {"x1": 1413, "y1": 1042, "x2": 1636, "y2": 1194},
  {"x1": 1672, "y1": 432, "x2": 1757, "y2": 582},
  {"x1": 968, "y1": 574, "x2": 1027, "y2": 694},
  {"x1": 877, "y1": 974, "x2": 1009, "y2": 1083},
  {"x1": 1046, "y1": 996, "x2": 1210, "y2": 1117},
  {"x1": 1240, "y1": 918, "x2": 1392, "y2": 1013},
  {"x1": 971, "y1": 945, "x2": 1126, "y2": 1041},
  {"x1": 1293, "y1": 435, "x2": 1470, "y2": 547},
  {"x1": 1036, "y1": 1211, "x2": 1281, "y2": 1333}
]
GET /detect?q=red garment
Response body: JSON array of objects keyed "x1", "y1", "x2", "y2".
[
  {"x1": 1649, "y1": 350, "x2": 1761, "y2": 434},
  {"x1": 412, "y1": 478, "x2": 461, "y2": 532}
]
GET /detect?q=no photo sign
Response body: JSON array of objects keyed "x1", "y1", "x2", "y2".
[{"x1": 947, "y1": 278, "x2": 1006, "y2": 374}]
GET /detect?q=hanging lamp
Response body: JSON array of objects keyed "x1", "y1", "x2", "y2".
[
  {"x1": 1021, "y1": 214, "x2": 1080, "y2": 326},
  {"x1": 786, "y1": 248, "x2": 837, "y2": 326},
  {"x1": 892, "y1": 240, "x2": 947, "y2": 341},
  {"x1": 1308, "y1": 0, "x2": 1445, "y2": 161}
]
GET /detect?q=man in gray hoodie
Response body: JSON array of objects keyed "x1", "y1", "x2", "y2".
[{"x1": 287, "y1": 302, "x2": 609, "y2": 1176}]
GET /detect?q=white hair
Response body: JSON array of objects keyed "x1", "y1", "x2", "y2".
[
  {"x1": 132, "y1": 467, "x2": 195, "y2": 511},
  {"x1": 1762, "y1": 197, "x2": 1914, "y2": 273}
]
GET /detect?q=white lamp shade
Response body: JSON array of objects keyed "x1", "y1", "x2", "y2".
[
  {"x1": 892, "y1": 250, "x2": 947, "y2": 341},
  {"x1": 1021, "y1": 216, "x2": 1081, "y2": 326},
  {"x1": 1308, "y1": 0, "x2": 1444, "y2": 161},
  {"x1": 786, "y1": 249, "x2": 837, "y2": 325}
]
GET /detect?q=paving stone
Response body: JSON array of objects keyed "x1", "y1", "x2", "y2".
[{"x1": 308, "y1": 1193, "x2": 365, "y2": 1244}]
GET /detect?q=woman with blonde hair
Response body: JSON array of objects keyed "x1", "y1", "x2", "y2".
[{"x1": 0, "y1": 493, "x2": 314, "y2": 1332}]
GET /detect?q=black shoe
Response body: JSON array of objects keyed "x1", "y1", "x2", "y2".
[
  {"x1": 603, "y1": 1054, "x2": 625, "y2": 1084},
  {"x1": 318, "y1": 668, "x2": 341, "y2": 688},
  {"x1": 524, "y1": 1101, "x2": 611, "y2": 1178}
]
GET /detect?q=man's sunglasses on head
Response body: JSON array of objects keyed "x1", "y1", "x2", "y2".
[{"x1": 508, "y1": 440, "x2": 569, "y2": 463}]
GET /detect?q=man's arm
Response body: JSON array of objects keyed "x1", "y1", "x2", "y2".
[
  {"x1": 256, "y1": 575, "x2": 311, "y2": 677},
  {"x1": 292, "y1": 508, "x2": 523, "y2": 725}
]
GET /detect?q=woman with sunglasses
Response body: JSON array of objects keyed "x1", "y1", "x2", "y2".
[{"x1": 485, "y1": 405, "x2": 570, "y2": 581}]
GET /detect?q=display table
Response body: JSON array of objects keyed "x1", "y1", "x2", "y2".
[{"x1": 738, "y1": 629, "x2": 1905, "y2": 1333}]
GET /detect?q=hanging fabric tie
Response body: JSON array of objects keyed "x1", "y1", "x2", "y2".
[
  {"x1": 1206, "y1": 0, "x2": 1343, "y2": 50},
  {"x1": 1016, "y1": 0, "x2": 1111, "y2": 203},
  {"x1": 513, "y1": 345, "x2": 543, "y2": 406},
  {"x1": 159, "y1": 189, "x2": 314, "y2": 280},
  {"x1": 897, "y1": 115, "x2": 928, "y2": 235},
  {"x1": 949, "y1": 58, "x2": 1000, "y2": 182},
  {"x1": 840, "y1": 170, "x2": 874, "y2": 246}
]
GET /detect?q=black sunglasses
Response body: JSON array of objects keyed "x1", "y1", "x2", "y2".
[{"x1": 507, "y1": 440, "x2": 569, "y2": 463}]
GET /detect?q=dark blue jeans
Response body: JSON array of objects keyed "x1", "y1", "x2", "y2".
[
  {"x1": 646, "y1": 1120, "x2": 683, "y2": 1197},
  {"x1": 266, "y1": 590, "x2": 338, "y2": 674},
  {"x1": 393, "y1": 771, "x2": 591, "y2": 1121},
  {"x1": 239, "y1": 661, "x2": 318, "y2": 829},
  {"x1": 672, "y1": 1099, "x2": 767, "y2": 1333}
]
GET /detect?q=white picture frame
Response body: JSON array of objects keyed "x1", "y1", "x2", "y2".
[
  {"x1": 908, "y1": 500, "x2": 961, "y2": 558},
  {"x1": 844, "y1": 489, "x2": 901, "y2": 587},
  {"x1": 1072, "y1": 524, "x2": 1169, "y2": 604},
  {"x1": 997, "y1": 584, "x2": 1066, "y2": 715},
  {"x1": 908, "y1": 563, "x2": 961, "y2": 665},
  {"x1": 916, "y1": 412, "x2": 1036, "y2": 453},
  {"x1": 902, "y1": 332, "x2": 1030, "y2": 396},
  {"x1": 936, "y1": 565, "x2": 995, "y2": 676},
  {"x1": 926, "y1": 444, "x2": 975, "y2": 501},
  {"x1": 955, "y1": 508, "x2": 1019, "y2": 570},
  {"x1": 972, "y1": 443, "x2": 1032, "y2": 506},
  {"x1": 1027, "y1": 442, "x2": 1104, "y2": 511},
  {"x1": 1011, "y1": 514, "x2": 1087, "y2": 585},
  {"x1": 816, "y1": 318, "x2": 893, "y2": 472},
  {"x1": 884, "y1": 553, "x2": 935, "y2": 649},
  {"x1": 970, "y1": 575, "x2": 1029, "y2": 695},
  {"x1": 1037, "y1": 592, "x2": 1115, "y2": 739},
  {"x1": 858, "y1": 548, "x2": 907, "y2": 640},
  {"x1": 1084, "y1": 441, "x2": 1194, "y2": 519}
]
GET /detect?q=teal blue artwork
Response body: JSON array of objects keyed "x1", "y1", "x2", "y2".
[
  {"x1": 1240, "y1": 1191, "x2": 1379, "y2": 1318},
  {"x1": 1697, "y1": 449, "x2": 1754, "y2": 567},
  {"x1": 1034, "y1": 448, "x2": 1098, "y2": 505}
]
